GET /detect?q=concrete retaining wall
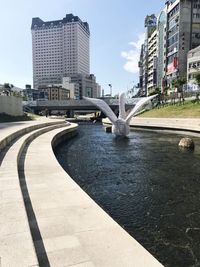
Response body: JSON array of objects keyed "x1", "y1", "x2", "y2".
[
  {"x1": 103, "y1": 118, "x2": 200, "y2": 133},
  {"x1": 0, "y1": 95, "x2": 23, "y2": 116},
  {"x1": 0, "y1": 121, "x2": 164, "y2": 266},
  {"x1": 25, "y1": 126, "x2": 163, "y2": 267}
]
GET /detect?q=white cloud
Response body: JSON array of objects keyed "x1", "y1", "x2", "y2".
[{"x1": 121, "y1": 33, "x2": 145, "y2": 74}]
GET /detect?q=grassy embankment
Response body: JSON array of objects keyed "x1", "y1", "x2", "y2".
[
  {"x1": 139, "y1": 100, "x2": 200, "y2": 118},
  {"x1": 0, "y1": 113, "x2": 38, "y2": 123}
]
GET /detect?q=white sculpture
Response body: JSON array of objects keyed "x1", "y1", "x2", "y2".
[{"x1": 83, "y1": 93, "x2": 157, "y2": 137}]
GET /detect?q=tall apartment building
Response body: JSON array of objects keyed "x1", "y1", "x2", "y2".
[
  {"x1": 138, "y1": 44, "x2": 144, "y2": 95},
  {"x1": 157, "y1": 7, "x2": 167, "y2": 90},
  {"x1": 138, "y1": 0, "x2": 200, "y2": 95},
  {"x1": 147, "y1": 29, "x2": 158, "y2": 93},
  {"x1": 165, "y1": 0, "x2": 200, "y2": 85},
  {"x1": 31, "y1": 14, "x2": 90, "y2": 89},
  {"x1": 138, "y1": 14, "x2": 157, "y2": 96}
]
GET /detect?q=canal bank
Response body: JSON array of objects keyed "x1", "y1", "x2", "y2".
[
  {"x1": 56, "y1": 121, "x2": 200, "y2": 267},
  {"x1": 1, "y1": 117, "x2": 200, "y2": 266},
  {"x1": 103, "y1": 117, "x2": 200, "y2": 134},
  {"x1": 130, "y1": 117, "x2": 200, "y2": 133},
  {"x1": 26, "y1": 125, "x2": 164, "y2": 267},
  {"x1": 0, "y1": 119, "x2": 164, "y2": 267}
]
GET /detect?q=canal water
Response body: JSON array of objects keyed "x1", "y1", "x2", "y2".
[{"x1": 55, "y1": 123, "x2": 200, "y2": 267}]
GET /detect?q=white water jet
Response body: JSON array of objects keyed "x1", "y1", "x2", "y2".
[{"x1": 84, "y1": 93, "x2": 157, "y2": 137}]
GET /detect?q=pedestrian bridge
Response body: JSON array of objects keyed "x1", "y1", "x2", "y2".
[{"x1": 24, "y1": 98, "x2": 143, "y2": 113}]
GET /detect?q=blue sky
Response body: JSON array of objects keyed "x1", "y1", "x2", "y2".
[{"x1": 0, "y1": 0, "x2": 164, "y2": 95}]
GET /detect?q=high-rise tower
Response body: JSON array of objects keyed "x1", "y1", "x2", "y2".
[
  {"x1": 138, "y1": 14, "x2": 157, "y2": 96},
  {"x1": 165, "y1": 0, "x2": 200, "y2": 85},
  {"x1": 138, "y1": 0, "x2": 200, "y2": 95},
  {"x1": 31, "y1": 14, "x2": 90, "y2": 89}
]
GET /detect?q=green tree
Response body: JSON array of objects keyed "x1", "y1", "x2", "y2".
[
  {"x1": 13, "y1": 91, "x2": 22, "y2": 98},
  {"x1": 171, "y1": 75, "x2": 187, "y2": 91},
  {"x1": 171, "y1": 79, "x2": 178, "y2": 88},
  {"x1": 3, "y1": 83, "x2": 12, "y2": 96},
  {"x1": 195, "y1": 72, "x2": 200, "y2": 85},
  {"x1": 148, "y1": 87, "x2": 161, "y2": 96},
  {"x1": 4, "y1": 83, "x2": 11, "y2": 89},
  {"x1": 177, "y1": 76, "x2": 187, "y2": 87}
]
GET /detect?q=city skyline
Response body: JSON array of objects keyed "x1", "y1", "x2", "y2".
[{"x1": 0, "y1": 0, "x2": 164, "y2": 95}]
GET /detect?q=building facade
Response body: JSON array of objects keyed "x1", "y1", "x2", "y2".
[
  {"x1": 147, "y1": 29, "x2": 158, "y2": 94},
  {"x1": 165, "y1": 0, "x2": 200, "y2": 85},
  {"x1": 138, "y1": 14, "x2": 157, "y2": 96},
  {"x1": 138, "y1": 44, "x2": 144, "y2": 95},
  {"x1": 69, "y1": 74, "x2": 100, "y2": 99},
  {"x1": 138, "y1": 0, "x2": 200, "y2": 95},
  {"x1": 60, "y1": 77, "x2": 76, "y2": 99},
  {"x1": 38, "y1": 86, "x2": 70, "y2": 101},
  {"x1": 23, "y1": 89, "x2": 48, "y2": 101},
  {"x1": 157, "y1": 7, "x2": 167, "y2": 90},
  {"x1": 187, "y1": 45, "x2": 200, "y2": 84},
  {"x1": 31, "y1": 14, "x2": 90, "y2": 89}
]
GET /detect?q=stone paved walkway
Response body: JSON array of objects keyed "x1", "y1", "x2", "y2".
[
  {"x1": 0, "y1": 117, "x2": 64, "y2": 144},
  {"x1": 130, "y1": 117, "x2": 200, "y2": 132}
]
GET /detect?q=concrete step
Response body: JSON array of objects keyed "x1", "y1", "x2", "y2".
[
  {"x1": 0, "y1": 122, "x2": 69, "y2": 267},
  {"x1": 0, "y1": 119, "x2": 65, "y2": 153}
]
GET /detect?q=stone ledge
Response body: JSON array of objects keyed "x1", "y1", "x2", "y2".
[
  {"x1": 0, "y1": 119, "x2": 65, "y2": 152},
  {"x1": 23, "y1": 125, "x2": 164, "y2": 267},
  {"x1": 0, "y1": 121, "x2": 164, "y2": 266},
  {"x1": 130, "y1": 118, "x2": 200, "y2": 133},
  {"x1": 103, "y1": 117, "x2": 200, "y2": 134},
  {"x1": 0, "y1": 122, "x2": 70, "y2": 267}
]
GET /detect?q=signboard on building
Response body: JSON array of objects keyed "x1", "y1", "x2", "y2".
[
  {"x1": 185, "y1": 83, "x2": 199, "y2": 91},
  {"x1": 167, "y1": 57, "x2": 178, "y2": 74}
]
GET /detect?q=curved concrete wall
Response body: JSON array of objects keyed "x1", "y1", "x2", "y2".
[
  {"x1": 0, "y1": 123, "x2": 67, "y2": 266},
  {"x1": 47, "y1": 126, "x2": 164, "y2": 267},
  {"x1": 103, "y1": 117, "x2": 200, "y2": 134},
  {"x1": 0, "y1": 121, "x2": 65, "y2": 152},
  {"x1": 52, "y1": 125, "x2": 78, "y2": 149},
  {"x1": 0, "y1": 121, "x2": 164, "y2": 266}
]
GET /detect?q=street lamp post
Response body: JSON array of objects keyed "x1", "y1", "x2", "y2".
[{"x1": 108, "y1": 84, "x2": 112, "y2": 97}]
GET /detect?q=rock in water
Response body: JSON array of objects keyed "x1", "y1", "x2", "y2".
[{"x1": 179, "y1": 137, "x2": 195, "y2": 150}]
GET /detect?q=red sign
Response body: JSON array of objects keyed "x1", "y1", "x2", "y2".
[{"x1": 167, "y1": 57, "x2": 178, "y2": 74}]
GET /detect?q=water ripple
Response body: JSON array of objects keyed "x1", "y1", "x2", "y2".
[{"x1": 55, "y1": 123, "x2": 200, "y2": 267}]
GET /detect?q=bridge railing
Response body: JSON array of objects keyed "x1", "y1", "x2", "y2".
[{"x1": 25, "y1": 98, "x2": 142, "y2": 107}]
